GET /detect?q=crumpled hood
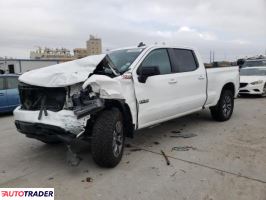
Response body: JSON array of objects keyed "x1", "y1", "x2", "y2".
[
  {"x1": 240, "y1": 76, "x2": 266, "y2": 83},
  {"x1": 19, "y1": 54, "x2": 106, "y2": 87}
]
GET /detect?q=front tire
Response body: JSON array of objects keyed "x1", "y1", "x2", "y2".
[
  {"x1": 91, "y1": 108, "x2": 125, "y2": 168},
  {"x1": 210, "y1": 90, "x2": 234, "y2": 121}
]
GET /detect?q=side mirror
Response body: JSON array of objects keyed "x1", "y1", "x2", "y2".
[{"x1": 138, "y1": 66, "x2": 160, "y2": 83}]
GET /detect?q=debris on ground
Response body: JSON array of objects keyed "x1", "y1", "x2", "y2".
[
  {"x1": 161, "y1": 150, "x2": 170, "y2": 165},
  {"x1": 154, "y1": 141, "x2": 160, "y2": 145},
  {"x1": 48, "y1": 177, "x2": 54, "y2": 181},
  {"x1": 171, "y1": 130, "x2": 181, "y2": 134},
  {"x1": 126, "y1": 161, "x2": 130, "y2": 164},
  {"x1": 86, "y1": 177, "x2": 93, "y2": 182},
  {"x1": 83, "y1": 169, "x2": 89, "y2": 173},
  {"x1": 171, "y1": 146, "x2": 197, "y2": 151},
  {"x1": 1, "y1": 170, "x2": 6, "y2": 173},
  {"x1": 82, "y1": 177, "x2": 93, "y2": 183},
  {"x1": 170, "y1": 132, "x2": 197, "y2": 138},
  {"x1": 130, "y1": 148, "x2": 142, "y2": 152}
]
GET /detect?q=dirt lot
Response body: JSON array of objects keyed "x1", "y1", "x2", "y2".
[{"x1": 0, "y1": 97, "x2": 266, "y2": 200}]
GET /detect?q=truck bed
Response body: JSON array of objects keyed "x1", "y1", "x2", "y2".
[{"x1": 205, "y1": 66, "x2": 239, "y2": 107}]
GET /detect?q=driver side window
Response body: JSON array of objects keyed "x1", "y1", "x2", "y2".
[{"x1": 141, "y1": 49, "x2": 171, "y2": 75}]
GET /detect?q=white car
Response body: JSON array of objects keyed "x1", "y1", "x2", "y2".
[
  {"x1": 14, "y1": 45, "x2": 239, "y2": 167},
  {"x1": 239, "y1": 67, "x2": 266, "y2": 96},
  {"x1": 242, "y1": 59, "x2": 266, "y2": 68}
]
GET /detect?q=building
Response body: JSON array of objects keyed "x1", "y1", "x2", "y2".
[
  {"x1": 73, "y1": 48, "x2": 88, "y2": 59},
  {"x1": 86, "y1": 35, "x2": 102, "y2": 56},
  {"x1": 30, "y1": 47, "x2": 74, "y2": 61},
  {"x1": 73, "y1": 35, "x2": 102, "y2": 58},
  {"x1": 30, "y1": 35, "x2": 102, "y2": 60},
  {"x1": 0, "y1": 58, "x2": 62, "y2": 74}
]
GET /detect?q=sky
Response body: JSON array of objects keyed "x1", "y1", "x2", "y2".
[{"x1": 0, "y1": 0, "x2": 265, "y2": 62}]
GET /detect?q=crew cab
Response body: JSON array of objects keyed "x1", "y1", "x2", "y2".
[{"x1": 14, "y1": 45, "x2": 239, "y2": 167}]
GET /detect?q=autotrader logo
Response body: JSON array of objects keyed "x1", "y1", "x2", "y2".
[{"x1": 0, "y1": 188, "x2": 54, "y2": 200}]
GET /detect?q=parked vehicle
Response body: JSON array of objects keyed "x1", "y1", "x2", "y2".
[
  {"x1": 14, "y1": 45, "x2": 239, "y2": 167},
  {"x1": 242, "y1": 59, "x2": 266, "y2": 68},
  {"x1": 239, "y1": 67, "x2": 266, "y2": 96},
  {"x1": 0, "y1": 74, "x2": 20, "y2": 113}
]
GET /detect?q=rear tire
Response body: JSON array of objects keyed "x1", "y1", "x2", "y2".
[
  {"x1": 91, "y1": 108, "x2": 125, "y2": 168},
  {"x1": 210, "y1": 90, "x2": 234, "y2": 121}
]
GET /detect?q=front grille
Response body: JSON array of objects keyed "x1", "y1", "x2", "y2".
[
  {"x1": 19, "y1": 82, "x2": 66, "y2": 112},
  {"x1": 240, "y1": 83, "x2": 248, "y2": 88}
]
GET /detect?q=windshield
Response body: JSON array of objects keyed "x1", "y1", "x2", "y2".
[
  {"x1": 240, "y1": 68, "x2": 266, "y2": 76},
  {"x1": 242, "y1": 60, "x2": 266, "y2": 67},
  {"x1": 108, "y1": 48, "x2": 144, "y2": 73}
]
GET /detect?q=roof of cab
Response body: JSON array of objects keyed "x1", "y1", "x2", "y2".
[{"x1": 109, "y1": 45, "x2": 195, "y2": 52}]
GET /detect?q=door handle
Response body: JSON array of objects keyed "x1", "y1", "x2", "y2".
[{"x1": 198, "y1": 75, "x2": 205, "y2": 80}]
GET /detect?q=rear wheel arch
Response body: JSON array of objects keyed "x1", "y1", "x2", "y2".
[
  {"x1": 210, "y1": 83, "x2": 235, "y2": 121},
  {"x1": 221, "y1": 82, "x2": 235, "y2": 97}
]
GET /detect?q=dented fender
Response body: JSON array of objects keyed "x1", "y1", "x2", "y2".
[{"x1": 82, "y1": 75, "x2": 124, "y2": 99}]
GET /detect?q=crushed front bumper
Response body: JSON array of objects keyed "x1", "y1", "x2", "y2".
[
  {"x1": 15, "y1": 121, "x2": 76, "y2": 143},
  {"x1": 14, "y1": 106, "x2": 87, "y2": 143}
]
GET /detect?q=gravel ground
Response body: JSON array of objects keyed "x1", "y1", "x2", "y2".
[{"x1": 0, "y1": 97, "x2": 266, "y2": 200}]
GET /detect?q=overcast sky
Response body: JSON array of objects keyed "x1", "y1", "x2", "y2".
[{"x1": 0, "y1": 0, "x2": 265, "y2": 61}]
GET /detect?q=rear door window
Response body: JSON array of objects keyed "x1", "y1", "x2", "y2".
[
  {"x1": 169, "y1": 49, "x2": 198, "y2": 72},
  {"x1": 0, "y1": 78, "x2": 4, "y2": 90},
  {"x1": 6, "y1": 77, "x2": 19, "y2": 89}
]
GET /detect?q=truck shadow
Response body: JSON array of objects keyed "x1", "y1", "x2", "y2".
[{"x1": 17, "y1": 110, "x2": 214, "y2": 169}]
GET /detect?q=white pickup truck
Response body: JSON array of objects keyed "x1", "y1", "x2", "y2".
[{"x1": 14, "y1": 45, "x2": 239, "y2": 167}]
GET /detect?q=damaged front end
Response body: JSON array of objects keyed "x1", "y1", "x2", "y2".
[
  {"x1": 15, "y1": 82, "x2": 106, "y2": 142},
  {"x1": 14, "y1": 55, "x2": 119, "y2": 143},
  {"x1": 13, "y1": 54, "x2": 129, "y2": 166},
  {"x1": 14, "y1": 82, "x2": 106, "y2": 166},
  {"x1": 72, "y1": 86, "x2": 105, "y2": 119}
]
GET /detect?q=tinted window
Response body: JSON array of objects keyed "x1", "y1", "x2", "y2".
[
  {"x1": 7, "y1": 77, "x2": 18, "y2": 89},
  {"x1": 108, "y1": 48, "x2": 144, "y2": 73},
  {"x1": 240, "y1": 68, "x2": 266, "y2": 76},
  {"x1": 141, "y1": 49, "x2": 171, "y2": 74},
  {"x1": 0, "y1": 78, "x2": 4, "y2": 90},
  {"x1": 169, "y1": 49, "x2": 197, "y2": 72}
]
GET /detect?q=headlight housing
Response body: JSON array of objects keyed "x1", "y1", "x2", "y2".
[{"x1": 250, "y1": 80, "x2": 263, "y2": 85}]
